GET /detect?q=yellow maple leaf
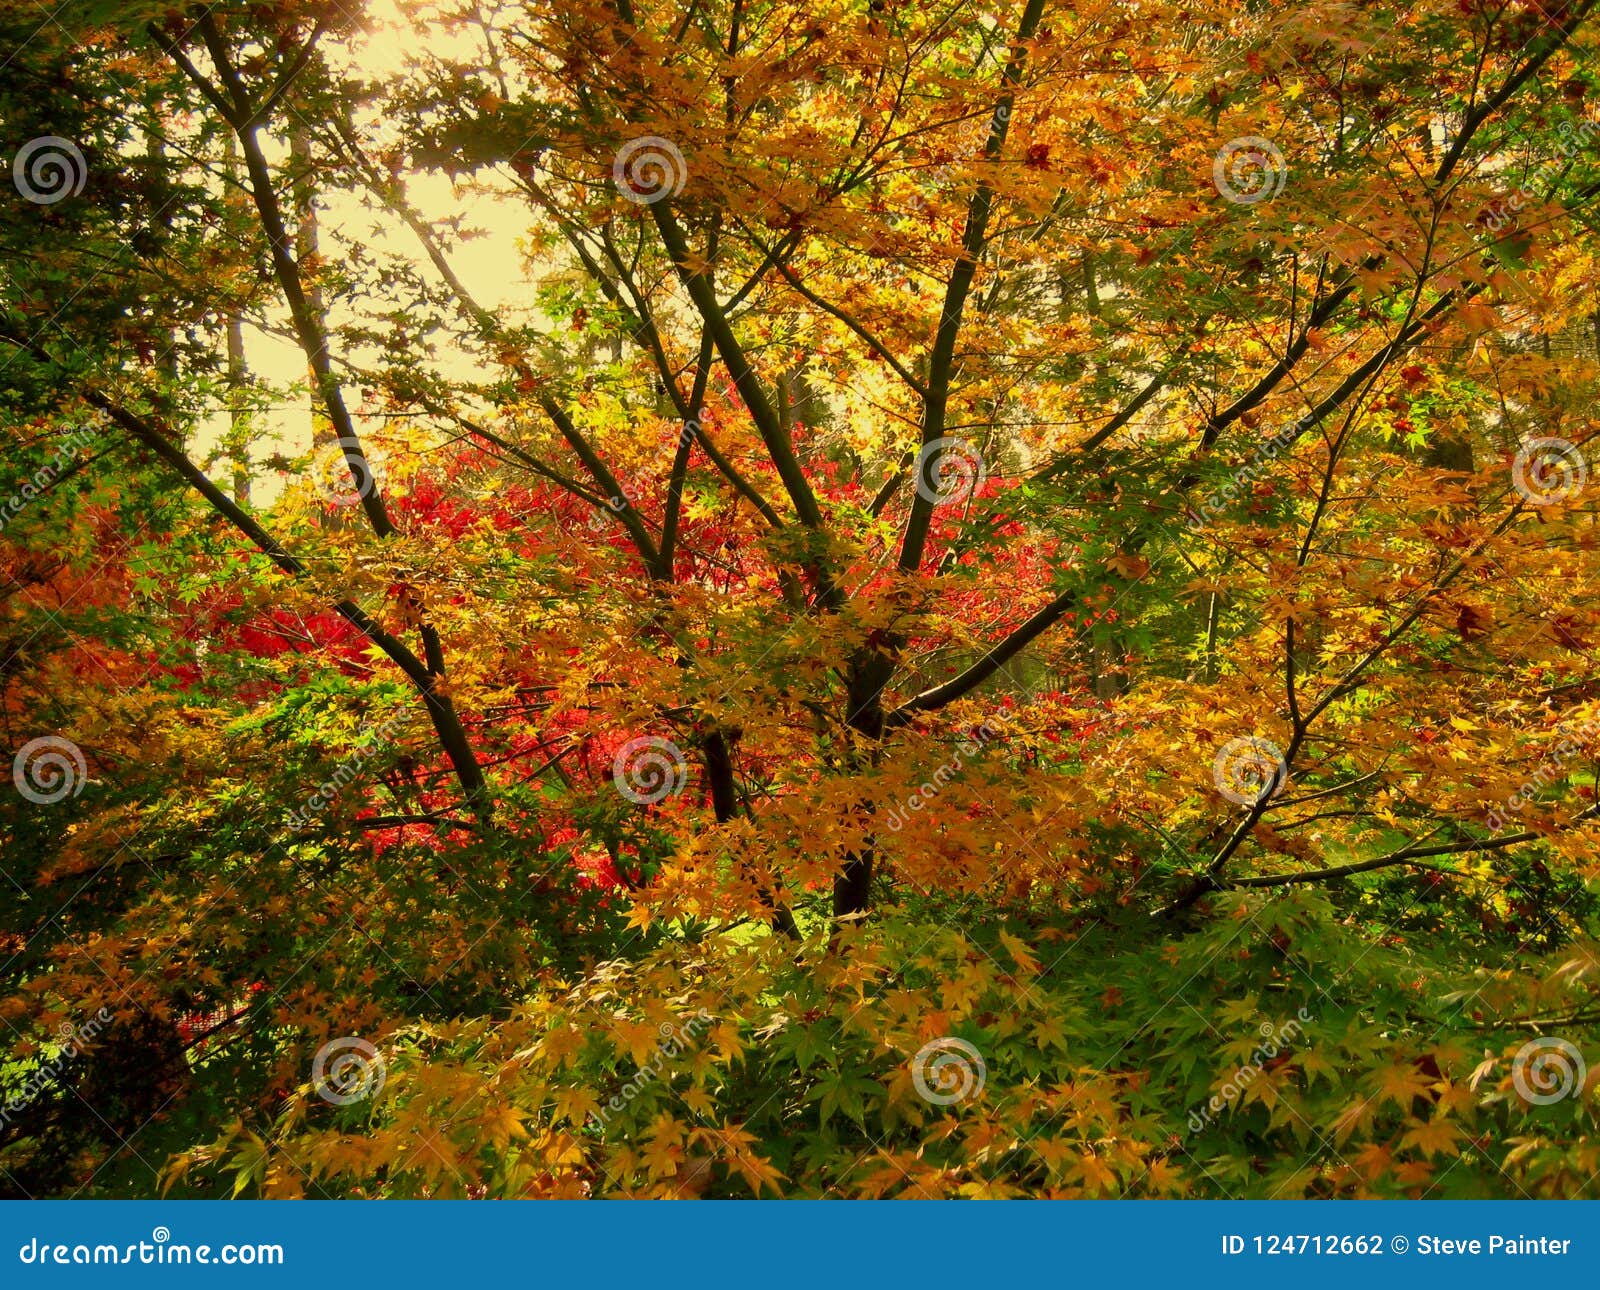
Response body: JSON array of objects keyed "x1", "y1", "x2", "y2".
[
  {"x1": 1031, "y1": 1013, "x2": 1070, "y2": 1052},
  {"x1": 541, "y1": 1024, "x2": 585, "y2": 1069},
  {"x1": 551, "y1": 1086, "x2": 599, "y2": 1125},
  {"x1": 680, "y1": 1085, "x2": 716, "y2": 1118},
  {"x1": 479, "y1": 1103, "x2": 527, "y2": 1149},
  {"x1": 1350, "y1": 1140, "x2": 1393, "y2": 1181},
  {"x1": 641, "y1": 1138, "x2": 683, "y2": 1179},
  {"x1": 998, "y1": 929, "x2": 1042, "y2": 978},
  {"x1": 611, "y1": 1017, "x2": 662, "y2": 1066},
  {"x1": 1075, "y1": 1150, "x2": 1120, "y2": 1196},
  {"x1": 1393, "y1": 1159, "x2": 1435, "y2": 1187},
  {"x1": 1399, "y1": 1115, "x2": 1461, "y2": 1160},
  {"x1": 1373, "y1": 1063, "x2": 1435, "y2": 1109}
]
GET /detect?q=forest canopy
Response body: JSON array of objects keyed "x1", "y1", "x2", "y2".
[{"x1": 2, "y1": 0, "x2": 1600, "y2": 1199}]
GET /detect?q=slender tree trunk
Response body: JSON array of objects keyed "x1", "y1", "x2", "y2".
[
  {"x1": 704, "y1": 730, "x2": 798, "y2": 938},
  {"x1": 834, "y1": 655, "x2": 892, "y2": 918},
  {"x1": 225, "y1": 314, "x2": 250, "y2": 505},
  {"x1": 290, "y1": 128, "x2": 331, "y2": 463}
]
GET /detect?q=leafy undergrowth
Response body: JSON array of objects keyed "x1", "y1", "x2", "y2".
[{"x1": 164, "y1": 891, "x2": 1600, "y2": 1199}]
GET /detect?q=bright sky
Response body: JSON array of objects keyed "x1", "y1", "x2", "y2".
[{"x1": 207, "y1": 0, "x2": 538, "y2": 499}]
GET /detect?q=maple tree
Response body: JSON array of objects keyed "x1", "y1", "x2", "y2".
[{"x1": 3, "y1": 0, "x2": 1600, "y2": 1198}]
